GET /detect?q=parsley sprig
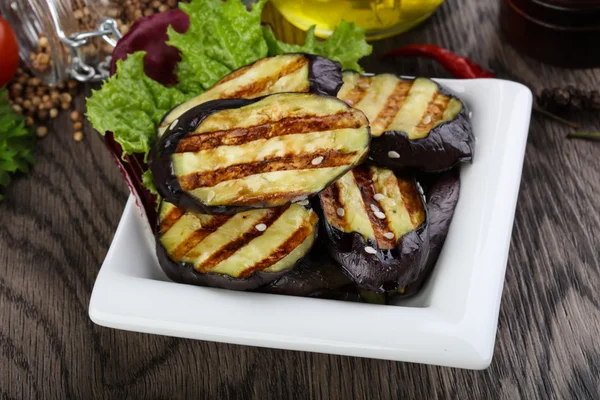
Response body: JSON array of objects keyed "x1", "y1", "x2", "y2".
[{"x1": 0, "y1": 88, "x2": 35, "y2": 200}]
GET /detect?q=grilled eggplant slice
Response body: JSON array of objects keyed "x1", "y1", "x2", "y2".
[
  {"x1": 260, "y1": 241, "x2": 355, "y2": 298},
  {"x1": 319, "y1": 165, "x2": 430, "y2": 292},
  {"x1": 156, "y1": 201, "x2": 319, "y2": 290},
  {"x1": 397, "y1": 169, "x2": 461, "y2": 298},
  {"x1": 158, "y1": 54, "x2": 343, "y2": 136},
  {"x1": 338, "y1": 71, "x2": 473, "y2": 172},
  {"x1": 150, "y1": 92, "x2": 371, "y2": 214}
]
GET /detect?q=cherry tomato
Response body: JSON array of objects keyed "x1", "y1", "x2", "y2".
[{"x1": 0, "y1": 16, "x2": 19, "y2": 88}]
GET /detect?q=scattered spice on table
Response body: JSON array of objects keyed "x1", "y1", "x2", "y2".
[
  {"x1": 538, "y1": 86, "x2": 600, "y2": 114},
  {"x1": 5, "y1": 0, "x2": 186, "y2": 143},
  {"x1": 7, "y1": 67, "x2": 78, "y2": 126}
]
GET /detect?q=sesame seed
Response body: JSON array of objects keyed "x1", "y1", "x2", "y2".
[
  {"x1": 169, "y1": 119, "x2": 179, "y2": 130},
  {"x1": 255, "y1": 223, "x2": 267, "y2": 232},
  {"x1": 207, "y1": 191, "x2": 215, "y2": 202},
  {"x1": 423, "y1": 115, "x2": 432, "y2": 124},
  {"x1": 388, "y1": 151, "x2": 400, "y2": 159},
  {"x1": 370, "y1": 204, "x2": 381, "y2": 213},
  {"x1": 364, "y1": 246, "x2": 377, "y2": 254},
  {"x1": 297, "y1": 199, "x2": 310, "y2": 206},
  {"x1": 336, "y1": 208, "x2": 345, "y2": 217},
  {"x1": 416, "y1": 182, "x2": 424, "y2": 195},
  {"x1": 373, "y1": 193, "x2": 385, "y2": 201},
  {"x1": 311, "y1": 156, "x2": 324, "y2": 165},
  {"x1": 374, "y1": 211, "x2": 386, "y2": 219},
  {"x1": 384, "y1": 232, "x2": 395, "y2": 239}
]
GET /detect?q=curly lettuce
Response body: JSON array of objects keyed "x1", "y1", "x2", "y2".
[
  {"x1": 168, "y1": 0, "x2": 269, "y2": 94},
  {"x1": 86, "y1": 52, "x2": 190, "y2": 158},
  {"x1": 263, "y1": 22, "x2": 372, "y2": 72},
  {"x1": 86, "y1": 0, "x2": 371, "y2": 195}
]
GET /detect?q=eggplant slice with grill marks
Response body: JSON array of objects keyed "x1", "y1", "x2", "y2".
[
  {"x1": 319, "y1": 165, "x2": 430, "y2": 292},
  {"x1": 150, "y1": 92, "x2": 371, "y2": 214},
  {"x1": 395, "y1": 169, "x2": 461, "y2": 299},
  {"x1": 156, "y1": 201, "x2": 320, "y2": 290},
  {"x1": 158, "y1": 54, "x2": 343, "y2": 137},
  {"x1": 259, "y1": 241, "x2": 358, "y2": 300},
  {"x1": 338, "y1": 71, "x2": 473, "y2": 172}
]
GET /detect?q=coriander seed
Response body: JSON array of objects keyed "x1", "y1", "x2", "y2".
[
  {"x1": 60, "y1": 93, "x2": 72, "y2": 103},
  {"x1": 73, "y1": 131, "x2": 84, "y2": 142},
  {"x1": 70, "y1": 110, "x2": 81, "y2": 121},
  {"x1": 36, "y1": 126, "x2": 48, "y2": 138}
]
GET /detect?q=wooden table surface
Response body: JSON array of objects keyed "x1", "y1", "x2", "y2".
[{"x1": 2, "y1": 0, "x2": 600, "y2": 399}]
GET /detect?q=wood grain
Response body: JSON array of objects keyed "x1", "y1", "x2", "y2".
[{"x1": 2, "y1": 0, "x2": 600, "y2": 398}]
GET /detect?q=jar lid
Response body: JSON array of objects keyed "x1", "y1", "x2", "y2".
[{"x1": 508, "y1": 0, "x2": 600, "y2": 28}]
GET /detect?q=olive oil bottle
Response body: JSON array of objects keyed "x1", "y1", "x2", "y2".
[{"x1": 270, "y1": 0, "x2": 445, "y2": 40}]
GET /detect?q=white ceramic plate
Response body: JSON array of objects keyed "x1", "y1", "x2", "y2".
[{"x1": 89, "y1": 78, "x2": 532, "y2": 370}]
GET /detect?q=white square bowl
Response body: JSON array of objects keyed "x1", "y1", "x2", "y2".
[{"x1": 89, "y1": 78, "x2": 532, "y2": 370}]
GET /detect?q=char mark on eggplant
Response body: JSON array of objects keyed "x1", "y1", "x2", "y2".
[
  {"x1": 157, "y1": 201, "x2": 319, "y2": 289},
  {"x1": 151, "y1": 92, "x2": 371, "y2": 214},
  {"x1": 158, "y1": 54, "x2": 344, "y2": 136},
  {"x1": 338, "y1": 71, "x2": 474, "y2": 172},
  {"x1": 319, "y1": 165, "x2": 429, "y2": 292}
]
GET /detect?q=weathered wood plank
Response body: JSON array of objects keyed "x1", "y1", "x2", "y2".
[{"x1": 1, "y1": 0, "x2": 600, "y2": 398}]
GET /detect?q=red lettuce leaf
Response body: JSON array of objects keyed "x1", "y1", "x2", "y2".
[
  {"x1": 110, "y1": 9, "x2": 189, "y2": 86},
  {"x1": 105, "y1": 10, "x2": 190, "y2": 224}
]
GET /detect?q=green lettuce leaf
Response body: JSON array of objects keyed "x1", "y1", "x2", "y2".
[
  {"x1": 86, "y1": 52, "x2": 190, "y2": 157},
  {"x1": 168, "y1": 0, "x2": 268, "y2": 93},
  {"x1": 0, "y1": 88, "x2": 35, "y2": 201},
  {"x1": 88, "y1": 0, "x2": 371, "y2": 162},
  {"x1": 263, "y1": 21, "x2": 372, "y2": 72},
  {"x1": 86, "y1": 0, "x2": 371, "y2": 199},
  {"x1": 141, "y1": 169, "x2": 158, "y2": 195}
]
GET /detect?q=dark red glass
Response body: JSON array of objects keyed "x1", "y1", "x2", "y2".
[{"x1": 500, "y1": 0, "x2": 600, "y2": 68}]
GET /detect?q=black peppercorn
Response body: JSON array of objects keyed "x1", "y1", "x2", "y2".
[{"x1": 538, "y1": 86, "x2": 600, "y2": 113}]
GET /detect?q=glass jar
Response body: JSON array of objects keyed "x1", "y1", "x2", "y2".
[
  {"x1": 0, "y1": 0, "x2": 122, "y2": 85},
  {"x1": 500, "y1": 0, "x2": 600, "y2": 68},
  {"x1": 270, "y1": 0, "x2": 446, "y2": 41}
]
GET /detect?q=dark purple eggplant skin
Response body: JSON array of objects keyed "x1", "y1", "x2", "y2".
[
  {"x1": 398, "y1": 169, "x2": 461, "y2": 298},
  {"x1": 154, "y1": 202, "x2": 320, "y2": 291},
  {"x1": 260, "y1": 242, "x2": 353, "y2": 297},
  {"x1": 369, "y1": 85, "x2": 474, "y2": 173},
  {"x1": 149, "y1": 98, "x2": 259, "y2": 215},
  {"x1": 319, "y1": 177, "x2": 431, "y2": 293},
  {"x1": 304, "y1": 54, "x2": 343, "y2": 96}
]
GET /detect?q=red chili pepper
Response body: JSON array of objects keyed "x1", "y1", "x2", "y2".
[{"x1": 382, "y1": 44, "x2": 495, "y2": 79}]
